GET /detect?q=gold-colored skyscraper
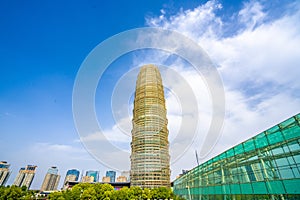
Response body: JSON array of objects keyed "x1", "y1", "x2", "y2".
[{"x1": 130, "y1": 64, "x2": 170, "y2": 188}]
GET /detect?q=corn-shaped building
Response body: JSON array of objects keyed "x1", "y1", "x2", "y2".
[{"x1": 130, "y1": 64, "x2": 170, "y2": 188}]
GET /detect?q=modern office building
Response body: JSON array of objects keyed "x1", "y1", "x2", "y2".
[
  {"x1": 85, "y1": 170, "x2": 99, "y2": 182},
  {"x1": 13, "y1": 165, "x2": 37, "y2": 189},
  {"x1": 130, "y1": 65, "x2": 170, "y2": 188},
  {"x1": 40, "y1": 166, "x2": 60, "y2": 191},
  {"x1": 173, "y1": 113, "x2": 300, "y2": 199},
  {"x1": 116, "y1": 176, "x2": 127, "y2": 183},
  {"x1": 121, "y1": 171, "x2": 130, "y2": 181},
  {"x1": 0, "y1": 161, "x2": 11, "y2": 186},
  {"x1": 106, "y1": 170, "x2": 116, "y2": 183},
  {"x1": 63, "y1": 169, "x2": 80, "y2": 184}
]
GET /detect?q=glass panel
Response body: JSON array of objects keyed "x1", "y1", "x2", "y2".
[
  {"x1": 280, "y1": 117, "x2": 295, "y2": 129},
  {"x1": 223, "y1": 185, "x2": 231, "y2": 195},
  {"x1": 294, "y1": 155, "x2": 300, "y2": 164},
  {"x1": 252, "y1": 182, "x2": 267, "y2": 194},
  {"x1": 267, "y1": 131, "x2": 284, "y2": 145},
  {"x1": 226, "y1": 148, "x2": 235, "y2": 157},
  {"x1": 214, "y1": 185, "x2": 222, "y2": 194},
  {"x1": 278, "y1": 167, "x2": 295, "y2": 179},
  {"x1": 267, "y1": 125, "x2": 280, "y2": 134},
  {"x1": 288, "y1": 142, "x2": 300, "y2": 152},
  {"x1": 271, "y1": 146, "x2": 284, "y2": 155},
  {"x1": 243, "y1": 139, "x2": 256, "y2": 153},
  {"x1": 240, "y1": 183, "x2": 253, "y2": 194},
  {"x1": 267, "y1": 180, "x2": 286, "y2": 194},
  {"x1": 234, "y1": 144, "x2": 244, "y2": 155},
  {"x1": 283, "y1": 179, "x2": 300, "y2": 194},
  {"x1": 282, "y1": 126, "x2": 300, "y2": 140},
  {"x1": 230, "y1": 184, "x2": 241, "y2": 194},
  {"x1": 276, "y1": 157, "x2": 289, "y2": 167},
  {"x1": 255, "y1": 133, "x2": 269, "y2": 148}
]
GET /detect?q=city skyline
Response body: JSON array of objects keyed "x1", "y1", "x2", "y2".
[{"x1": 1, "y1": 0, "x2": 300, "y2": 190}]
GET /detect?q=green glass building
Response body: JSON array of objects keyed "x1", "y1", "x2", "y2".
[{"x1": 173, "y1": 113, "x2": 300, "y2": 199}]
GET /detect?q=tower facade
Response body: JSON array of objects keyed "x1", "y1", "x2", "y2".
[
  {"x1": 84, "y1": 170, "x2": 99, "y2": 182},
  {"x1": 130, "y1": 64, "x2": 170, "y2": 188},
  {"x1": 63, "y1": 169, "x2": 80, "y2": 189},
  {"x1": 106, "y1": 170, "x2": 116, "y2": 183},
  {"x1": 13, "y1": 165, "x2": 37, "y2": 189},
  {"x1": 40, "y1": 166, "x2": 60, "y2": 191},
  {"x1": 0, "y1": 161, "x2": 11, "y2": 186}
]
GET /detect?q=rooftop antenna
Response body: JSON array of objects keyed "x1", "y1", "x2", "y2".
[{"x1": 195, "y1": 150, "x2": 199, "y2": 166}]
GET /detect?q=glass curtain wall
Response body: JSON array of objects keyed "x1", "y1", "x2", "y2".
[{"x1": 173, "y1": 113, "x2": 300, "y2": 200}]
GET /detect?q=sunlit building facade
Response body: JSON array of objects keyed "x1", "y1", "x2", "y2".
[
  {"x1": 0, "y1": 161, "x2": 11, "y2": 186},
  {"x1": 85, "y1": 170, "x2": 99, "y2": 182},
  {"x1": 40, "y1": 166, "x2": 60, "y2": 191},
  {"x1": 13, "y1": 165, "x2": 37, "y2": 189},
  {"x1": 173, "y1": 113, "x2": 300, "y2": 199},
  {"x1": 130, "y1": 65, "x2": 170, "y2": 188}
]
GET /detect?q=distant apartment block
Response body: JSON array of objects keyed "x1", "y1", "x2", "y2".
[
  {"x1": 0, "y1": 161, "x2": 11, "y2": 186},
  {"x1": 13, "y1": 165, "x2": 37, "y2": 189},
  {"x1": 63, "y1": 169, "x2": 80, "y2": 187},
  {"x1": 116, "y1": 176, "x2": 127, "y2": 183},
  {"x1": 40, "y1": 166, "x2": 60, "y2": 191},
  {"x1": 106, "y1": 170, "x2": 116, "y2": 183},
  {"x1": 85, "y1": 170, "x2": 99, "y2": 183},
  {"x1": 102, "y1": 176, "x2": 110, "y2": 183}
]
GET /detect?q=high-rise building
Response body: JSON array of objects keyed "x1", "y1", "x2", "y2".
[
  {"x1": 0, "y1": 161, "x2": 11, "y2": 186},
  {"x1": 102, "y1": 176, "x2": 110, "y2": 183},
  {"x1": 81, "y1": 176, "x2": 94, "y2": 183},
  {"x1": 106, "y1": 170, "x2": 116, "y2": 183},
  {"x1": 13, "y1": 165, "x2": 37, "y2": 189},
  {"x1": 116, "y1": 176, "x2": 127, "y2": 183},
  {"x1": 130, "y1": 65, "x2": 171, "y2": 188},
  {"x1": 64, "y1": 169, "x2": 80, "y2": 184},
  {"x1": 121, "y1": 171, "x2": 130, "y2": 181},
  {"x1": 40, "y1": 166, "x2": 60, "y2": 191},
  {"x1": 85, "y1": 170, "x2": 99, "y2": 182}
]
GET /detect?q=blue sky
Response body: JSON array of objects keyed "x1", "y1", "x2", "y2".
[{"x1": 1, "y1": 0, "x2": 300, "y2": 190}]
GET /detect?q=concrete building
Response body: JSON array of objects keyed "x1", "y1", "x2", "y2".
[
  {"x1": 13, "y1": 165, "x2": 37, "y2": 189},
  {"x1": 102, "y1": 176, "x2": 110, "y2": 183},
  {"x1": 121, "y1": 171, "x2": 130, "y2": 181},
  {"x1": 81, "y1": 176, "x2": 94, "y2": 183},
  {"x1": 130, "y1": 65, "x2": 170, "y2": 188},
  {"x1": 40, "y1": 166, "x2": 60, "y2": 191},
  {"x1": 0, "y1": 161, "x2": 11, "y2": 186},
  {"x1": 116, "y1": 176, "x2": 127, "y2": 183}
]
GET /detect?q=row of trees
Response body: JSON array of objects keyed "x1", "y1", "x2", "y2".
[
  {"x1": 49, "y1": 183, "x2": 185, "y2": 200},
  {"x1": 0, "y1": 184, "x2": 185, "y2": 200},
  {"x1": 0, "y1": 185, "x2": 37, "y2": 199}
]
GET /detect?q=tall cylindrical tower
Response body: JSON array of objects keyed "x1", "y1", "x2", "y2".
[{"x1": 130, "y1": 64, "x2": 170, "y2": 188}]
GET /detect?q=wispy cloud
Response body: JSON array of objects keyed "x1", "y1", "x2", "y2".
[{"x1": 143, "y1": 0, "x2": 300, "y2": 178}]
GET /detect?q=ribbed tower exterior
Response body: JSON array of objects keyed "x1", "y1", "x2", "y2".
[{"x1": 130, "y1": 64, "x2": 170, "y2": 188}]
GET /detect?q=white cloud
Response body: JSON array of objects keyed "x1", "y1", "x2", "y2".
[
  {"x1": 144, "y1": 0, "x2": 300, "y2": 179},
  {"x1": 70, "y1": 0, "x2": 300, "y2": 182}
]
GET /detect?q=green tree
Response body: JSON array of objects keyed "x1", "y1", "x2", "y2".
[
  {"x1": 81, "y1": 187, "x2": 97, "y2": 200},
  {"x1": 151, "y1": 187, "x2": 172, "y2": 200},
  {"x1": 0, "y1": 185, "x2": 23, "y2": 199},
  {"x1": 48, "y1": 191, "x2": 65, "y2": 200},
  {"x1": 142, "y1": 188, "x2": 151, "y2": 200}
]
